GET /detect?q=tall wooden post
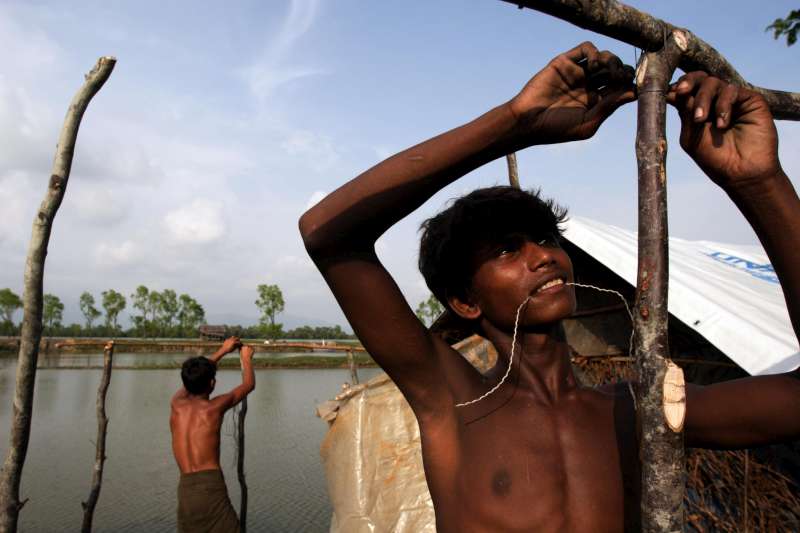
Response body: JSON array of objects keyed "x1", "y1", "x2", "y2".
[
  {"x1": 0, "y1": 56, "x2": 116, "y2": 533},
  {"x1": 633, "y1": 38, "x2": 684, "y2": 532}
]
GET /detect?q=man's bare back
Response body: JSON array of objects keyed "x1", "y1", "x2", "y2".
[
  {"x1": 300, "y1": 42, "x2": 800, "y2": 531},
  {"x1": 170, "y1": 338, "x2": 255, "y2": 473},
  {"x1": 171, "y1": 392, "x2": 229, "y2": 473}
]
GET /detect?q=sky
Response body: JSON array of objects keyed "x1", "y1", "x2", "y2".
[{"x1": 1, "y1": 0, "x2": 798, "y2": 329}]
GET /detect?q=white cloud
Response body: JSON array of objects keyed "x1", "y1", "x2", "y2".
[
  {"x1": 0, "y1": 10, "x2": 63, "y2": 79},
  {"x1": 94, "y1": 240, "x2": 140, "y2": 268},
  {"x1": 304, "y1": 189, "x2": 327, "y2": 211},
  {"x1": 275, "y1": 254, "x2": 314, "y2": 272},
  {"x1": 281, "y1": 130, "x2": 340, "y2": 173},
  {"x1": 373, "y1": 145, "x2": 395, "y2": 161},
  {"x1": 0, "y1": 170, "x2": 39, "y2": 247},
  {"x1": 163, "y1": 199, "x2": 226, "y2": 244},
  {"x1": 238, "y1": 0, "x2": 324, "y2": 103},
  {"x1": 69, "y1": 185, "x2": 126, "y2": 225}
]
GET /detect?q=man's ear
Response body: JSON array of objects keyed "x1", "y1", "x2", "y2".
[{"x1": 447, "y1": 294, "x2": 482, "y2": 320}]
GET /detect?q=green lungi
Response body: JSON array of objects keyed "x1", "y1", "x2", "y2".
[{"x1": 177, "y1": 469, "x2": 240, "y2": 533}]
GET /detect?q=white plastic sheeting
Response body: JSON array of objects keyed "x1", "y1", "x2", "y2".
[
  {"x1": 318, "y1": 336, "x2": 495, "y2": 533},
  {"x1": 563, "y1": 216, "x2": 800, "y2": 375}
]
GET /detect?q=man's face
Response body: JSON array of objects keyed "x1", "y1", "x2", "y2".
[{"x1": 466, "y1": 233, "x2": 576, "y2": 330}]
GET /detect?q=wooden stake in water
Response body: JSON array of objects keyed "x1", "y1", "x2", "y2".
[
  {"x1": 81, "y1": 341, "x2": 115, "y2": 533},
  {"x1": 237, "y1": 398, "x2": 248, "y2": 532},
  {"x1": 347, "y1": 350, "x2": 360, "y2": 385}
]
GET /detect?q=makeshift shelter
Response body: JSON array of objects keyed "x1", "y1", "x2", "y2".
[
  {"x1": 198, "y1": 324, "x2": 228, "y2": 340},
  {"x1": 317, "y1": 217, "x2": 800, "y2": 532}
]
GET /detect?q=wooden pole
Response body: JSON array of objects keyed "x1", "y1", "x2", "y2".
[
  {"x1": 347, "y1": 350, "x2": 360, "y2": 385},
  {"x1": 81, "y1": 341, "x2": 114, "y2": 533},
  {"x1": 634, "y1": 38, "x2": 684, "y2": 532},
  {"x1": 501, "y1": 0, "x2": 800, "y2": 120},
  {"x1": 237, "y1": 397, "x2": 248, "y2": 532},
  {"x1": 743, "y1": 449, "x2": 749, "y2": 532},
  {"x1": 0, "y1": 56, "x2": 116, "y2": 533},
  {"x1": 506, "y1": 153, "x2": 521, "y2": 189}
]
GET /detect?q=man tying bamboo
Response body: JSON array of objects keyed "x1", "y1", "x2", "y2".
[
  {"x1": 300, "y1": 41, "x2": 800, "y2": 532},
  {"x1": 170, "y1": 336, "x2": 255, "y2": 533}
]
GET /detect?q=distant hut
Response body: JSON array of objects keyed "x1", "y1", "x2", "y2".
[
  {"x1": 318, "y1": 217, "x2": 800, "y2": 532},
  {"x1": 198, "y1": 325, "x2": 227, "y2": 341}
]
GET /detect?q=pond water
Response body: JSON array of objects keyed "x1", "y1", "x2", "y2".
[
  {"x1": 0, "y1": 353, "x2": 381, "y2": 532},
  {"x1": 36, "y1": 350, "x2": 356, "y2": 368}
]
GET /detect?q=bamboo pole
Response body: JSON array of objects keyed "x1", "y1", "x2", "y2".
[
  {"x1": 237, "y1": 398, "x2": 248, "y2": 532},
  {"x1": 634, "y1": 38, "x2": 684, "y2": 531},
  {"x1": 501, "y1": 0, "x2": 800, "y2": 120},
  {"x1": 0, "y1": 56, "x2": 116, "y2": 533},
  {"x1": 81, "y1": 341, "x2": 114, "y2": 533}
]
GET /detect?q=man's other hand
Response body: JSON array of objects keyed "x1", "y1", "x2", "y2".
[
  {"x1": 667, "y1": 72, "x2": 782, "y2": 190},
  {"x1": 221, "y1": 336, "x2": 242, "y2": 354},
  {"x1": 509, "y1": 41, "x2": 636, "y2": 145}
]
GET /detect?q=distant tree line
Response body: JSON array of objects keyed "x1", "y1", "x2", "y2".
[
  {"x1": 0, "y1": 285, "x2": 356, "y2": 340},
  {"x1": 0, "y1": 286, "x2": 205, "y2": 338}
]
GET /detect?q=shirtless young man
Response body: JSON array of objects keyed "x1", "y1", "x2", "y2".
[
  {"x1": 299, "y1": 42, "x2": 800, "y2": 532},
  {"x1": 170, "y1": 337, "x2": 255, "y2": 533}
]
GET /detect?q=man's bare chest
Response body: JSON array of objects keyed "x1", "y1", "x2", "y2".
[{"x1": 420, "y1": 392, "x2": 638, "y2": 532}]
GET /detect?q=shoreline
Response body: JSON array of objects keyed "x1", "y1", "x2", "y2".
[
  {"x1": 34, "y1": 354, "x2": 378, "y2": 370},
  {"x1": 0, "y1": 337, "x2": 365, "y2": 354}
]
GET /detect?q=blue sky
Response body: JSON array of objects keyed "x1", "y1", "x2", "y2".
[{"x1": 1, "y1": 0, "x2": 798, "y2": 328}]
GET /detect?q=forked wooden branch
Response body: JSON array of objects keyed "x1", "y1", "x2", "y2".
[
  {"x1": 0, "y1": 56, "x2": 116, "y2": 533},
  {"x1": 81, "y1": 341, "x2": 115, "y2": 533},
  {"x1": 503, "y1": 0, "x2": 800, "y2": 120}
]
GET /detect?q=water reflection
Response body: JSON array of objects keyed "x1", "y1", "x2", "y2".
[{"x1": 0, "y1": 352, "x2": 380, "y2": 532}]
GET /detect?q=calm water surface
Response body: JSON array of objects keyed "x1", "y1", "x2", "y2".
[{"x1": 0, "y1": 352, "x2": 380, "y2": 532}]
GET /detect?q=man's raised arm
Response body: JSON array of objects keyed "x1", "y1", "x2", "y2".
[
  {"x1": 212, "y1": 345, "x2": 255, "y2": 412},
  {"x1": 299, "y1": 42, "x2": 634, "y2": 416},
  {"x1": 667, "y1": 73, "x2": 800, "y2": 448}
]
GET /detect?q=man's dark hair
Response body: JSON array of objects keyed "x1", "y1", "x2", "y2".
[
  {"x1": 181, "y1": 356, "x2": 217, "y2": 395},
  {"x1": 418, "y1": 186, "x2": 568, "y2": 307}
]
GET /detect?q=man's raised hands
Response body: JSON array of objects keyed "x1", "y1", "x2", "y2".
[
  {"x1": 509, "y1": 41, "x2": 636, "y2": 145},
  {"x1": 209, "y1": 336, "x2": 243, "y2": 365},
  {"x1": 668, "y1": 72, "x2": 783, "y2": 189},
  {"x1": 220, "y1": 336, "x2": 242, "y2": 354}
]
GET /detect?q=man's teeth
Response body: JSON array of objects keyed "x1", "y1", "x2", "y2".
[{"x1": 537, "y1": 279, "x2": 564, "y2": 292}]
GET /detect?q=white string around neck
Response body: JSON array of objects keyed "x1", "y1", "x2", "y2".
[
  {"x1": 454, "y1": 282, "x2": 636, "y2": 409},
  {"x1": 455, "y1": 295, "x2": 530, "y2": 408}
]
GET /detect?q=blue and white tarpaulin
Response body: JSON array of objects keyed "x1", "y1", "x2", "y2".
[{"x1": 564, "y1": 216, "x2": 800, "y2": 376}]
